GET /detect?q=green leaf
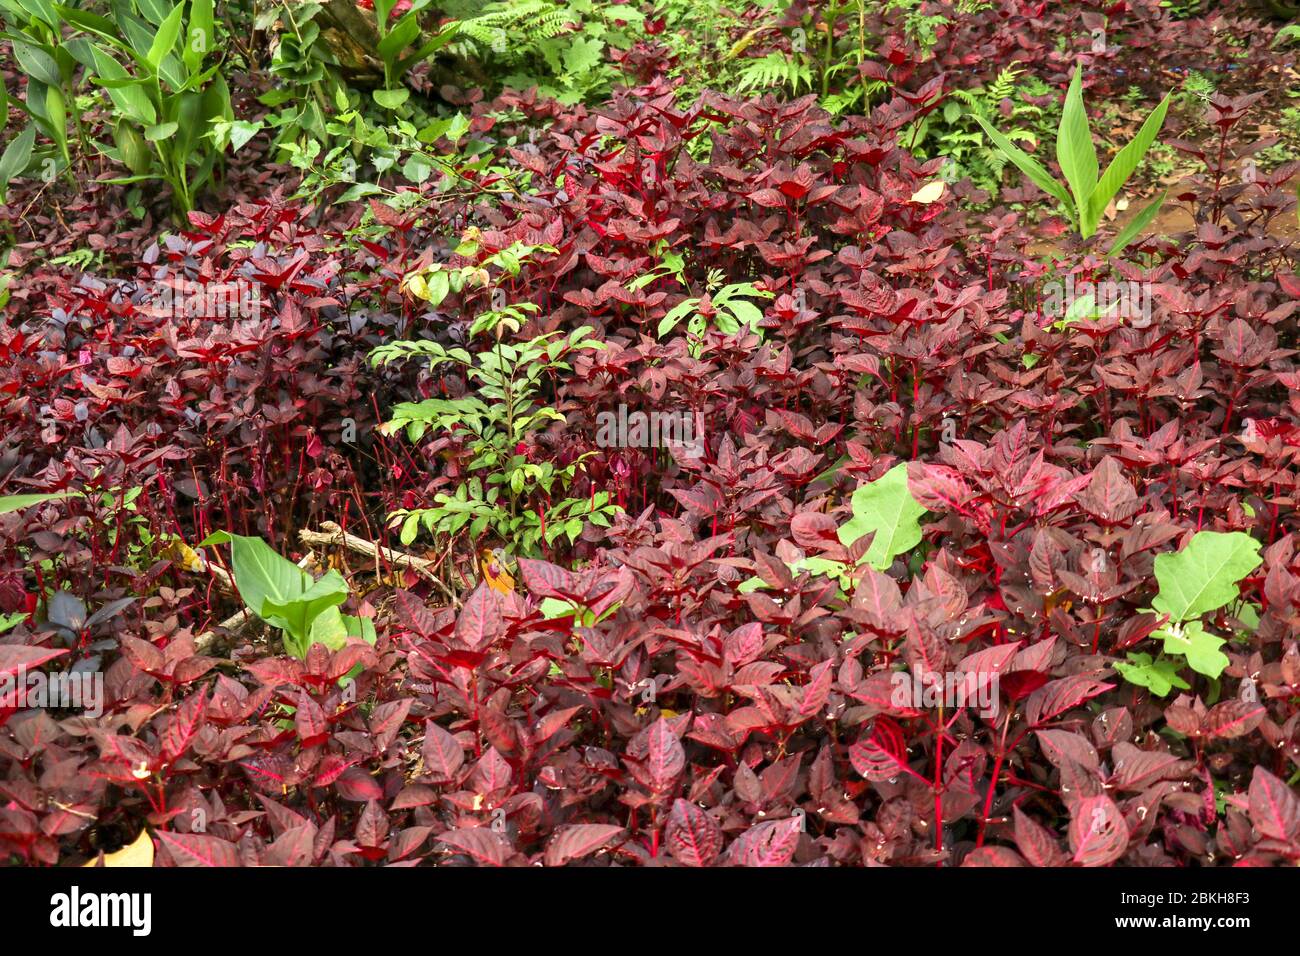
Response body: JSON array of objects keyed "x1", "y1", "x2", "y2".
[
  {"x1": 265, "y1": 570, "x2": 349, "y2": 650},
  {"x1": 184, "y1": 0, "x2": 214, "y2": 75},
  {"x1": 372, "y1": 87, "x2": 409, "y2": 109},
  {"x1": 217, "y1": 532, "x2": 307, "y2": 617},
  {"x1": 376, "y1": 13, "x2": 420, "y2": 64},
  {"x1": 0, "y1": 124, "x2": 36, "y2": 196},
  {"x1": 562, "y1": 36, "x2": 604, "y2": 75},
  {"x1": 89, "y1": 46, "x2": 156, "y2": 125},
  {"x1": 1056, "y1": 66, "x2": 1098, "y2": 220},
  {"x1": 43, "y1": 84, "x2": 67, "y2": 160},
  {"x1": 1106, "y1": 189, "x2": 1166, "y2": 258},
  {"x1": 0, "y1": 489, "x2": 78, "y2": 514},
  {"x1": 1083, "y1": 91, "x2": 1171, "y2": 237},
  {"x1": 1151, "y1": 530, "x2": 1262, "y2": 623},
  {"x1": 10, "y1": 38, "x2": 62, "y2": 86},
  {"x1": 143, "y1": 121, "x2": 178, "y2": 140},
  {"x1": 657, "y1": 297, "x2": 698, "y2": 338},
  {"x1": 1114, "y1": 652, "x2": 1190, "y2": 697},
  {"x1": 1158, "y1": 620, "x2": 1230, "y2": 679},
  {"x1": 54, "y1": 6, "x2": 129, "y2": 50},
  {"x1": 146, "y1": 2, "x2": 185, "y2": 70},
  {"x1": 973, "y1": 113, "x2": 1075, "y2": 222},
  {"x1": 836, "y1": 463, "x2": 927, "y2": 571}
]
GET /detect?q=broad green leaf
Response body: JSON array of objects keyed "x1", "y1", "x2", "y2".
[
  {"x1": 1151, "y1": 530, "x2": 1261, "y2": 623},
  {"x1": 396, "y1": 22, "x2": 460, "y2": 74},
  {"x1": 0, "y1": 489, "x2": 77, "y2": 513},
  {"x1": 89, "y1": 46, "x2": 156, "y2": 125},
  {"x1": 973, "y1": 113, "x2": 1075, "y2": 221},
  {"x1": 1114, "y1": 652, "x2": 1190, "y2": 697},
  {"x1": 1057, "y1": 66, "x2": 1098, "y2": 220},
  {"x1": 1083, "y1": 91, "x2": 1171, "y2": 237},
  {"x1": 54, "y1": 6, "x2": 130, "y2": 51},
  {"x1": 10, "y1": 37, "x2": 61, "y2": 86},
  {"x1": 144, "y1": 121, "x2": 178, "y2": 140},
  {"x1": 262, "y1": 569, "x2": 349, "y2": 647},
  {"x1": 342, "y1": 612, "x2": 377, "y2": 645},
  {"x1": 213, "y1": 531, "x2": 308, "y2": 619},
  {"x1": 837, "y1": 463, "x2": 927, "y2": 571},
  {"x1": 0, "y1": 124, "x2": 36, "y2": 196},
  {"x1": 1106, "y1": 189, "x2": 1166, "y2": 258},
  {"x1": 1158, "y1": 620, "x2": 1230, "y2": 679},
  {"x1": 43, "y1": 84, "x2": 67, "y2": 160},
  {"x1": 373, "y1": 87, "x2": 409, "y2": 109},
  {"x1": 658, "y1": 297, "x2": 698, "y2": 338},
  {"x1": 146, "y1": 2, "x2": 184, "y2": 70},
  {"x1": 376, "y1": 14, "x2": 420, "y2": 63},
  {"x1": 184, "y1": 0, "x2": 214, "y2": 75},
  {"x1": 298, "y1": 601, "x2": 348, "y2": 655}
]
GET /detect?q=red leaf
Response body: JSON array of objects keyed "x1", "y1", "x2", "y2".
[
  {"x1": 156, "y1": 830, "x2": 239, "y2": 867},
  {"x1": 1203, "y1": 700, "x2": 1265, "y2": 739},
  {"x1": 962, "y1": 846, "x2": 1027, "y2": 866},
  {"x1": 849, "y1": 717, "x2": 915, "y2": 782},
  {"x1": 391, "y1": 589, "x2": 439, "y2": 638},
  {"x1": 1013, "y1": 805, "x2": 1068, "y2": 867},
  {"x1": 543, "y1": 824, "x2": 624, "y2": 866},
  {"x1": 454, "y1": 582, "x2": 503, "y2": 650},
  {"x1": 293, "y1": 692, "x2": 329, "y2": 747},
  {"x1": 646, "y1": 718, "x2": 685, "y2": 793},
  {"x1": 1248, "y1": 766, "x2": 1300, "y2": 843},
  {"x1": 1034, "y1": 729, "x2": 1099, "y2": 772},
  {"x1": 666, "y1": 799, "x2": 723, "y2": 867},
  {"x1": 355, "y1": 800, "x2": 390, "y2": 849},
  {"x1": 437, "y1": 827, "x2": 511, "y2": 866},
  {"x1": 726, "y1": 818, "x2": 800, "y2": 866},
  {"x1": 799, "y1": 659, "x2": 835, "y2": 717},
  {"x1": 1026, "y1": 677, "x2": 1113, "y2": 726},
  {"x1": 333, "y1": 767, "x2": 384, "y2": 802},
  {"x1": 0, "y1": 644, "x2": 69, "y2": 678},
  {"x1": 1068, "y1": 795, "x2": 1128, "y2": 866},
  {"x1": 467, "y1": 747, "x2": 513, "y2": 796},
  {"x1": 723, "y1": 622, "x2": 765, "y2": 668},
  {"x1": 422, "y1": 721, "x2": 465, "y2": 784},
  {"x1": 160, "y1": 687, "x2": 208, "y2": 763}
]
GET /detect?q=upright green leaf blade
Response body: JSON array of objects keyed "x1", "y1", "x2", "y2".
[
  {"x1": 973, "y1": 113, "x2": 1075, "y2": 222},
  {"x1": 146, "y1": 2, "x2": 184, "y2": 70},
  {"x1": 1084, "y1": 91, "x2": 1171, "y2": 236},
  {"x1": 1106, "y1": 189, "x2": 1166, "y2": 258},
  {"x1": 1151, "y1": 530, "x2": 1261, "y2": 623},
  {"x1": 837, "y1": 463, "x2": 927, "y2": 571},
  {"x1": 183, "y1": 0, "x2": 214, "y2": 75},
  {"x1": 1057, "y1": 66, "x2": 1098, "y2": 231}
]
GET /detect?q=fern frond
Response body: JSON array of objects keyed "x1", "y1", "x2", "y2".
[{"x1": 733, "y1": 52, "x2": 811, "y2": 96}]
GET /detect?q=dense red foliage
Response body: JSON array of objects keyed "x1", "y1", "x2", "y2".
[{"x1": 1, "y1": 1, "x2": 1298, "y2": 867}]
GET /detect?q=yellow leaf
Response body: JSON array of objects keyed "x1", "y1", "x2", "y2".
[
  {"x1": 82, "y1": 830, "x2": 153, "y2": 868},
  {"x1": 168, "y1": 538, "x2": 207, "y2": 573},
  {"x1": 480, "y1": 548, "x2": 515, "y2": 595},
  {"x1": 909, "y1": 181, "x2": 946, "y2": 204},
  {"x1": 401, "y1": 272, "x2": 429, "y2": 301}
]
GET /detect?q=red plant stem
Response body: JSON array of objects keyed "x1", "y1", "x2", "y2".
[
  {"x1": 976, "y1": 711, "x2": 1012, "y2": 848},
  {"x1": 933, "y1": 707, "x2": 944, "y2": 859}
]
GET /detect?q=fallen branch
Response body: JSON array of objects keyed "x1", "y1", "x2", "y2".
[{"x1": 298, "y1": 521, "x2": 461, "y2": 607}]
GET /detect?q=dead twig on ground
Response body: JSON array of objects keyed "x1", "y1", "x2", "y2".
[{"x1": 298, "y1": 521, "x2": 461, "y2": 608}]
